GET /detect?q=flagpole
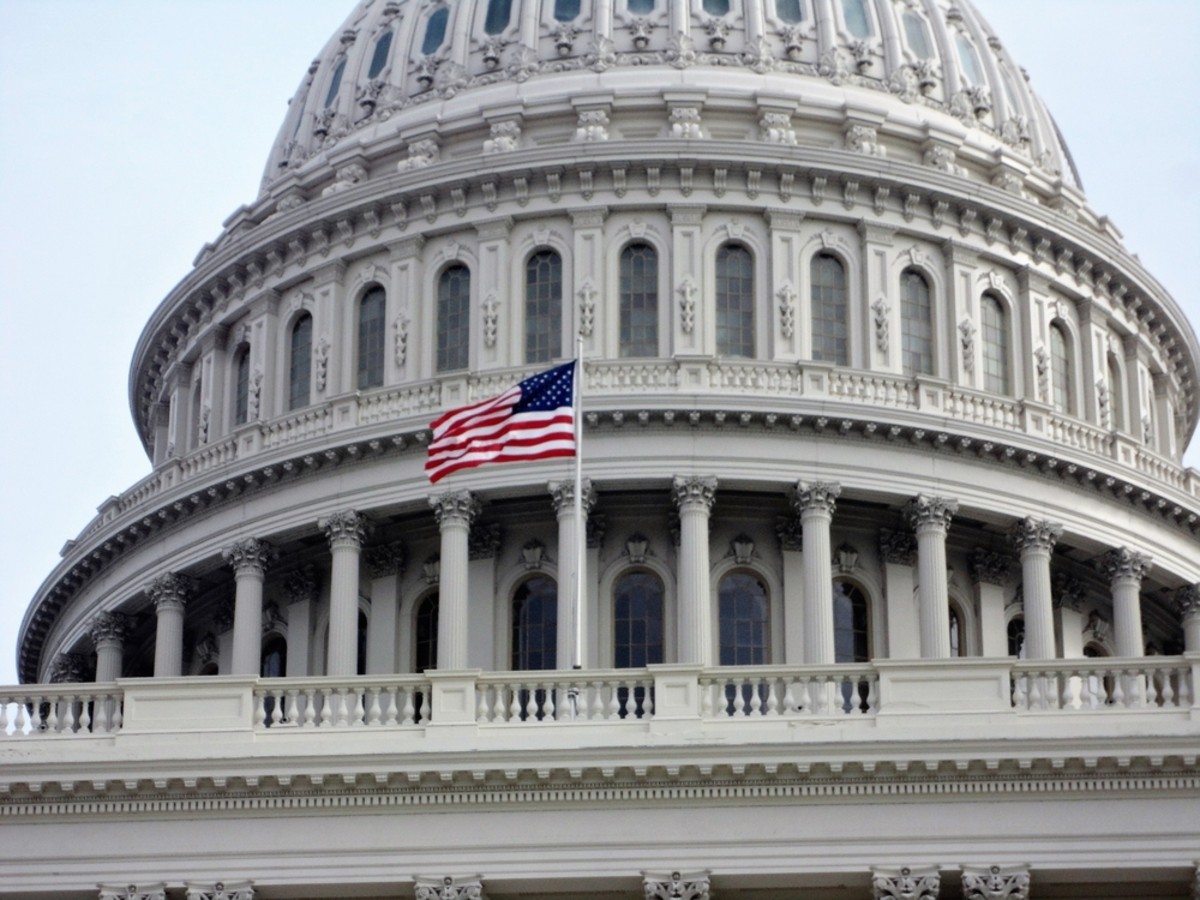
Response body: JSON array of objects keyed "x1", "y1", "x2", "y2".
[{"x1": 572, "y1": 333, "x2": 584, "y2": 674}]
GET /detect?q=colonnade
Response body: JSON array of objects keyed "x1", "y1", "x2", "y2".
[{"x1": 69, "y1": 479, "x2": 1197, "y2": 685}]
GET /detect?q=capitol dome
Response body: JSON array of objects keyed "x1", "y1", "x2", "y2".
[{"x1": 7, "y1": 0, "x2": 1200, "y2": 897}]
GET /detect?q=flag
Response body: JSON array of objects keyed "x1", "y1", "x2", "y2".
[{"x1": 425, "y1": 361, "x2": 577, "y2": 483}]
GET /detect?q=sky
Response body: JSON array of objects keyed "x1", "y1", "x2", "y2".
[{"x1": 0, "y1": 1, "x2": 1197, "y2": 685}]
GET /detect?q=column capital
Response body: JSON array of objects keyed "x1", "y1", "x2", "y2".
[
  {"x1": 148, "y1": 571, "x2": 197, "y2": 611},
  {"x1": 671, "y1": 475, "x2": 718, "y2": 513},
  {"x1": 469, "y1": 522, "x2": 503, "y2": 560},
  {"x1": 99, "y1": 886, "x2": 167, "y2": 900},
  {"x1": 643, "y1": 871, "x2": 711, "y2": 900},
  {"x1": 1052, "y1": 572, "x2": 1086, "y2": 611},
  {"x1": 872, "y1": 867, "x2": 940, "y2": 900},
  {"x1": 184, "y1": 883, "x2": 256, "y2": 900},
  {"x1": 879, "y1": 528, "x2": 918, "y2": 566},
  {"x1": 969, "y1": 548, "x2": 1011, "y2": 586},
  {"x1": 776, "y1": 514, "x2": 804, "y2": 552},
  {"x1": 222, "y1": 538, "x2": 276, "y2": 576},
  {"x1": 48, "y1": 652, "x2": 89, "y2": 684},
  {"x1": 365, "y1": 541, "x2": 406, "y2": 579},
  {"x1": 1100, "y1": 546, "x2": 1152, "y2": 584},
  {"x1": 962, "y1": 865, "x2": 1030, "y2": 900},
  {"x1": 430, "y1": 489, "x2": 481, "y2": 528},
  {"x1": 319, "y1": 510, "x2": 371, "y2": 550},
  {"x1": 793, "y1": 480, "x2": 841, "y2": 517},
  {"x1": 1176, "y1": 583, "x2": 1200, "y2": 619},
  {"x1": 548, "y1": 477, "x2": 597, "y2": 516},
  {"x1": 1008, "y1": 516, "x2": 1062, "y2": 554},
  {"x1": 282, "y1": 565, "x2": 320, "y2": 605},
  {"x1": 87, "y1": 611, "x2": 132, "y2": 649},
  {"x1": 904, "y1": 494, "x2": 959, "y2": 532},
  {"x1": 414, "y1": 876, "x2": 485, "y2": 900}
]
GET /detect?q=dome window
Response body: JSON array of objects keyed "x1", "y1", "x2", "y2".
[
  {"x1": 323, "y1": 58, "x2": 346, "y2": 109},
  {"x1": 901, "y1": 11, "x2": 932, "y2": 60},
  {"x1": 357, "y1": 287, "x2": 386, "y2": 390},
  {"x1": 415, "y1": 594, "x2": 439, "y2": 672},
  {"x1": 484, "y1": 0, "x2": 513, "y2": 35},
  {"x1": 719, "y1": 572, "x2": 769, "y2": 666},
  {"x1": 289, "y1": 314, "x2": 313, "y2": 410},
  {"x1": 367, "y1": 30, "x2": 393, "y2": 79},
  {"x1": 436, "y1": 265, "x2": 471, "y2": 373},
  {"x1": 716, "y1": 244, "x2": 754, "y2": 358},
  {"x1": 703, "y1": 0, "x2": 731, "y2": 16},
  {"x1": 423, "y1": 7, "x2": 451, "y2": 55},
  {"x1": 900, "y1": 269, "x2": 933, "y2": 377},
  {"x1": 554, "y1": 0, "x2": 582, "y2": 21},
  {"x1": 619, "y1": 243, "x2": 658, "y2": 358},
  {"x1": 1049, "y1": 323, "x2": 1074, "y2": 415},
  {"x1": 627, "y1": 0, "x2": 655, "y2": 15},
  {"x1": 840, "y1": 0, "x2": 871, "y2": 39},
  {"x1": 955, "y1": 32, "x2": 984, "y2": 85},
  {"x1": 525, "y1": 250, "x2": 563, "y2": 363},
  {"x1": 614, "y1": 571, "x2": 664, "y2": 668},
  {"x1": 811, "y1": 253, "x2": 848, "y2": 366},
  {"x1": 980, "y1": 293, "x2": 1010, "y2": 396},
  {"x1": 232, "y1": 344, "x2": 251, "y2": 426},
  {"x1": 512, "y1": 576, "x2": 558, "y2": 671},
  {"x1": 775, "y1": 0, "x2": 803, "y2": 25}
]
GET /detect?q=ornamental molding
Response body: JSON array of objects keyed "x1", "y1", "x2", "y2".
[
  {"x1": 676, "y1": 277, "x2": 697, "y2": 333},
  {"x1": 624, "y1": 532, "x2": 652, "y2": 563},
  {"x1": 873, "y1": 867, "x2": 940, "y2": 900},
  {"x1": 1177, "y1": 584, "x2": 1200, "y2": 619},
  {"x1": 422, "y1": 554, "x2": 441, "y2": 585},
  {"x1": 727, "y1": 533, "x2": 758, "y2": 565},
  {"x1": 970, "y1": 549, "x2": 1011, "y2": 586},
  {"x1": 1051, "y1": 572, "x2": 1085, "y2": 612},
  {"x1": 100, "y1": 886, "x2": 167, "y2": 900},
  {"x1": 414, "y1": 876, "x2": 485, "y2": 900},
  {"x1": 879, "y1": 529, "x2": 917, "y2": 566},
  {"x1": 48, "y1": 652, "x2": 89, "y2": 684},
  {"x1": 775, "y1": 515, "x2": 803, "y2": 552},
  {"x1": 644, "y1": 871, "x2": 711, "y2": 900},
  {"x1": 961, "y1": 866, "x2": 1030, "y2": 900},
  {"x1": 1099, "y1": 546, "x2": 1152, "y2": 584},
  {"x1": 365, "y1": 541, "x2": 406, "y2": 579},
  {"x1": 468, "y1": 522, "x2": 503, "y2": 560},
  {"x1": 185, "y1": 883, "x2": 255, "y2": 900},
  {"x1": 282, "y1": 565, "x2": 319, "y2": 604},
  {"x1": 871, "y1": 297, "x2": 889, "y2": 352},
  {"x1": 777, "y1": 284, "x2": 797, "y2": 338},
  {"x1": 520, "y1": 539, "x2": 548, "y2": 571},
  {"x1": 222, "y1": 538, "x2": 277, "y2": 575}
]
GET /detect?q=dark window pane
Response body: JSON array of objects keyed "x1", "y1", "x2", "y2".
[
  {"x1": 289, "y1": 314, "x2": 312, "y2": 410},
  {"x1": 703, "y1": 0, "x2": 730, "y2": 14},
  {"x1": 357, "y1": 287, "x2": 386, "y2": 389},
  {"x1": 716, "y1": 244, "x2": 754, "y2": 357},
  {"x1": 832, "y1": 580, "x2": 868, "y2": 663},
  {"x1": 900, "y1": 269, "x2": 933, "y2": 376},
  {"x1": 525, "y1": 250, "x2": 562, "y2": 363},
  {"x1": 811, "y1": 253, "x2": 847, "y2": 365},
  {"x1": 619, "y1": 243, "x2": 658, "y2": 358},
  {"x1": 513, "y1": 576, "x2": 558, "y2": 671},
  {"x1": 484, "y1": 0, "x2": 512, "y2": 33},
  {"x1": 777, "y1": 0, "x2": 802, "y2": 23},
  {"x1": 842, "y1": 0, "x2": 871, "y2": 38},
  {"x1": 368, "y1": 30, "x2": 393, "y2": 79},
  {"x1": 233, "y1": 345, "x2": 250, "y2": 425},
  {"x1": 981, "y1": 294, "x2": 1010, "y2": 395},
  {"x1": 437, "y1": 265, "x2": 470, "y2": 372},
  {"x1": 423, "y1": 7, "x2": 450, "y2": 55},
  {"x1": 718, "y1": 572, "x2": 769, "y2": 666},
  {"x1": 323, "y1": 59, "x2": 346, "y2": 108},
  {"x1": 415, "y1": 594, "x2": 439, "y2": 672},
  {"x1": 614, "y1": 571, "x2": 664, "y2": 668},
  {"x1": 554, "y1": 0, "x2": 581, "y2": 21}
]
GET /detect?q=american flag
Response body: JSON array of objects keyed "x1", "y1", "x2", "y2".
[{"x1": 425, "y1": 361, "x2": 577, "y2": 483}]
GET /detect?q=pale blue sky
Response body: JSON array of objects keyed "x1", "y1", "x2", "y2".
[{"x1": 0, "y1": 1, "x2": 1196, "y2": 684}]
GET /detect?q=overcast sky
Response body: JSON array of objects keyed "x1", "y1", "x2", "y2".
[{"x1": 0, "y1": 1, "x2": 1196, "y2": 684}]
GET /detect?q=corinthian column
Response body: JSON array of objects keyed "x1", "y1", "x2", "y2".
[
  {"x1": 1009, "y1": 517, "x2": 1062, "y2": 660},
  {"x1": 148, "y1": 573, "x2": 196, "y2": 677},
  {"x1": 549, "y1": 478, "x2": 597, "y2": 669},
  {"x1": 672, "y1": 476, "x2": 718, "y2": 666},
  {"x1": 319, "y1": 510, "x2": 371, "y2": 676},
  {"x1": 88, "y1": 612, "x2": 132, "y2": 682},
  {"x1": 222, "y1": 539, "x2": 275, "y2": 675},
  {"x1": 430, "y1": 490, "x2": 480, "y2": 670},
  {"x1": 794, "y1": 481, "x2": 840, "y2": 665},
  {"x1": 1178, "y1": 585, "x2": 1200, "y2": 653},
  {"x1": 1101, "y1": 547, "x2": 1151, "y2": 658},
  {"x1": 904, "y1": 494, "x2": 959, "y2": 659}
]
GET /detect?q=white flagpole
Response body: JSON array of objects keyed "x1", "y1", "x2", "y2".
[{"x1": 572, "y1": 333, "x2": 585, "y2": 673}]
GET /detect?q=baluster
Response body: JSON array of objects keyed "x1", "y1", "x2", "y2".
[
  {"x1": 318, "y1": 688, "x2": 334, "y2": 727},
  {"x1": 1012, "y1": 674, "x2": 1028, "y2": 709},
  {"x1": 795, "y1": 679, "x2": 811, "y2": 714},
  {"x1": 0, "y1": 699, "x2": 9, "y2": 736},
  {"x1": 590, "y1": 681, "x2": 604, "y2": 720},
  {"x1": 509, "y1": 685, "x2": 523, "y2": 721},
  {"x1": 301, "y1": 689, "x2": 317, "y2": 727},
  {"x1": 367, "y1": 688, "x2": 382, "y2": 726},
  {"x1": 476, "y1": 685, "x2": 490, "y2": 723},
  {"x1": 269, "y1": 690, "x2": 284, "y2": 726},
  {"x1": 1080, "y1": 671, "x2": 1097, "y2": 709},
  {"x1": 1028, "y1": 673, "x2": 1045, "y2": 710},
  {"x1": 763, "y1": 679, "x2": 778, "y2": 716},
  {"x1": 699, "y1": 681, "x2": 714, "y2": 718},
  {"x1": 284, "y1": 689, "x2": 299, "y2": 725},
  {"x1": 862, "y1": 677, "x2": 877, "y2": 714},
  {"x1": 642, "y1": 681, "x2": 654, "y2": 718},
  {"x1": 607, "y1": 681, "x2": 620, "y2": 720},
  {"x1": 383, "y1": 687, "x2": 399, "y2": 725},
  {"x1": 1177, "y1": 667, "x2": 1193, "y2": 707},
  {"x1": 524, "y1": 684, "x2": 539, "y2": 721},
  {"x1": 77, "y1": 696, "x2": 91, "y2": 733},
  {"x1": 419, "y1": 688, "x2": 431, "y2": 723},
  {"x1": 398, "y1": 686, "x2": 414, "y2": 724},
  {"x1": 1110, "y1": 670, "x2": 1126, "y2": 708},
  {"x1": 748, "y1": 681, "x2": 763, "y2": 716},
  {"x1": 45, "y1": 698, "x2": 59, "y2": 733},
  {"x1": 732, "y1": 680, "x2": 746, "y2": 717},
  {"x1": 1159, "y1": 668, "x2": 1175, "y2": 708},
  {"x1": 352, "y1": 690, "x2": 366, "y2": 726},
  {"x1": 781, "y1": 679, "x2": 797, "y2": 715},
  {"x1": 543, "y1": 683, "x2": 556, "y2": 720},
  {"x1": 812, "y1": 678, "x2": 828, "y2": 715},
  {"x1": 17, "y1": 698, "x2": 32, "y2": 735},
  {"x1": 1060, "y1": 669, "x2": 1075, "y2": 710},
  {"x1": 111, "y1": 694, "x2": 123, "y2": 731}
]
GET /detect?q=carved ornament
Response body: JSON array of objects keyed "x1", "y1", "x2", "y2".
[
  {"x1": 88, "y1": 611, "x2": 132, "y2": 648},
  {"x1": 970, "y1": 549, "x2": 1011, "y2": 586},
  {"x1": 1099, "y1": 546, "x2": 1152, "y2": 584},
  {"x1": 1176, "y1": 584, "x2": 1200, "y2": 619},
  {"x1": 469, "y1": 522, "x2": 503, "y2": 560},
  {"x1": 961, "y1": 865, "x2": 1030, "y2": 900},
  {"x1": 793, "y1": 481, "x2": 841, "y2": 517},
  {"x1": 1009, "y1": 517, "x2": 1062, "y2": 554},
  {"x1": 148, "y1": 571, "x2": 198, "y2": 610},
  {"x1": 879, "y1": 529, "x2": 917, "y2": 566},
  {"x1": 872, "y1": 867, "x2": 940, "y2": 900},
  {"x1": 430, "y1": 490, "x2": 481, "y2": 528},
  {"x1": 776, "y1": 515, "x2": 803, "y2": 552},
  {"x1": 548, "y1": 477, "x2": 597, "y2": 516},
  {"x1": 282, "y1": 565, "x2": 319, "y2": 605},
  {"x1": 318, "y1": 510, "x2": 372, "y2": 549},
  {"x1": 644, "y1": 871, "x2": 710, "y2": 900},
  {"x1": 904, "y1": 494, "x2": 959, "y2": 532},
  {"x1": 414, "y1": 876, "x2": 484, "y2": 900},
  {"x1": 671, "y1": 475, "x2": 718, "y2": 512},
  {"x1": 366, "y1": 541, "x2": 406, "y2": 579}
]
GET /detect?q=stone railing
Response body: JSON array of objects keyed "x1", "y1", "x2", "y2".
[{"x1": 4, "y1": 658, "x2": 1195, "y2": 740}]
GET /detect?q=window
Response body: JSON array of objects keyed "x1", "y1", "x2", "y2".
[
  {"x1": 189, "y1": 379, "x2": 203, "y2": 449},
  {"x1": 357, "y1": 610, "x2": 369, "y2": 676},
  {"x1": 1049, "y1": 322, "x2": 1073, "y2": 414},
  {"x1": 422, "y1": 7, "x2": 450, "y2": 55},
  {"x1": 1006, "y1": 616, "x2": 1025, "y2": 658},
  {"x1": 949, "y1": 604, "x2": 964, "y2": 657},
  {"x1": 716, "y1": 244, "x2": 754, "y2": 357},
  {"x1": 776, "y1": 0, "x2": 803, "y2": 23},
  {"x1": 981, "y1": 293, "x2": 1010, "y2": 395},
  {"x1": 627, "y1": 0, "x2": 655, "y2": 13},
  {"x1": 289, "y1": 314, "x2": 313, "y2": 410},
  {"x1": 525, "y1": 250, "x2": 562, "y2": 363},
  {"x1": 703, "y1": 0, "x2": 730, "y2": 14},
  {"x1": 512, "y1": 576, "x2": 557, "y2": 670},
  {"x1": 233, "y1": 344, "x2": 251, "y2": 426},
  {"x1": 437, "y1": 265, "x2": 470, "y2": 372},
  {"x1": 357, "y1": 286, "x2": 386, "y2": 390},
  {"x1": 902, "y1": 11, "x2": 932, "y2": 59},
  {"x1": 1108, "y1": 354, "x2": 1125, "y2": 431},
  {"x1": 718, "y1": 572, "x2": 769, "y2": 666},
  {"x1": 833, "y1": 581, "x2": 869, "y2": 663},
  {"x1": 368, "y1": 30, "x2": 394, "y2": 79},
  {"x1": 554, "y1": 0, "x2": 581, "y2": 20},
  {"x1": 484, "y1": 0, "x2": 513, "y2": 34},
  {"x1": 415, "y1": 594, "x2": 438, "y2": 672},
  {"x1": 955, "y1": 32, "x2": 984, "y2": 85},
  {"x1": 323, "y1": 58, "x2": 346, "y2": 108},
  {"x1": 841, "y1": 0, "x2": 871, "y2": 38},
  {"x1": 613, "y1": 571, "x2": 664, "y2": 668},
  {"x1": 261, "y1": 635, "x2": 287, "y2": 678},
  {"x1": 900, "y1": 269, "x2": 933, "y2": 376},
  {"x1": 811, "y1": 253, "x2": 848, "y2": 365},
  {"x1": 619, "y1": 243, "x2": 658, "y2": 358}
]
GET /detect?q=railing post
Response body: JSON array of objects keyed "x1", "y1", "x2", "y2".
[
  {"x1": 648, "y1": 664, "x2": 703, "y2": 724},
  {"x1": 426, "y1": 670, "x2": 481, "y2": 728}
]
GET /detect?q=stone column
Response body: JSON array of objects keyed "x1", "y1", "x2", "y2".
[
  {"x1": 672, "y1": 475, "x2": 718, "y2": 666},
  {"x1": 1101, "y1": 547, "x2": 1151, "y2": 658},
  {"x1": 222, "y1": 539, "x2": 275, "y2": 676},
  {"x1": 319, "y1": 510, "x2": 371, "y2": 677},
  {"x1": 430, "y1": 490, "x2": 480, "y2": 670},
  {"x1": 87, "y1": 612, "x2": 131, "y2": 683},
  {"x1": 148, "y1": 572, "x2": 196, "y2": 677},
  {"x1": 1178, "y1": 585, "x2": 1200, "y2": 653},
  {"x1": 794, "y1": 481, "x2": 840, "y2": 665},
  {"x1": 777, "y1": 515, "x2": 805, "y2": 664},
  {"x1": 549, "y1": 477, "x2": 597, "y2": 670},
  {"x1": 970, "y1": 550, "x2": 1012, "y2": 658},
  {"x1": 904, "y1": 494, "x2": 959, "y2": 659},
  {"x1": 365, "y1": 541, "x2": 405, "y2": 675},
  {"x1": 880, "y1": 529, "x2": 919, "y2": 659},
  {"x1": 1009, "y1": 517, "x2": 1062, "y2": 660}
]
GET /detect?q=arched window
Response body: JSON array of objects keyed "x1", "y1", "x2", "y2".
[
  {"x1": 323, "y1": 58, "x2": 346, "y2": 108},
  {"x1": 980, "y1": 293, "x2": 1010, "y2": 395},
  {"x1": 955, "y1": 32, "x2": 984, "y2": 85},
  {"x1": 484, "y1": 0, "x2": 513, "y2": 33},
  {"x1": 718, "y1": 572, "x2": 769, "y2": 665},
  {"x1": 232, "y1": 343, "x2": 251, "y2": 426},
  {"x1": 512, "y1": 576, "x2": 557, "y2": 670},
  {"x1": 902, "y1": 11, "x2": 932, "y2": 59},
  {"x1": 627, "y1": 0, "x2": 654, "y2": 11},
  {"x1": 189, "y1": 379, "x2": 203, "y2": 449},
  {"x1": 619, "y1": 243, "x2": 658, "y2": 358},
  {"x1": 833, "y1": 581, "x2": 869, "y2": 663},
  {"x1": 261, "y1": 635, "x2": 287, "y2": 678},
  {"x1": 368, "y1": 30, "x2": 394, "y2": 79},
  {"x1": 613, "y1": 571, "x2": 664, "y2": 667},
  {"x1": 422, "y1": 7, "x2": 450, "y2": 55},
  {"x1": 900, "y1": 269, "x2": 933, "y2": 376},
  {"x1": 289, "y1": 314, "x2": 313, "y2": 410},
  {"x1": 437, "y1": 265, "x2": 470, "y2": 372},
  {"x1": 415, "y1": 594, "x2": 438, "y2": 672},
  {"x1": 1006, "y1": 616, "x2": 1026, "y2": 658},
  {"x1": 554, "y1": 0, "x2": 581, "y2": 21},
  {"x1": 776, "y1": 0, "x2": 803, "y2": 24},
  {"x1": 949, "y1": 604, "x2": 964, "y2": 657},
  {"x1": 1049, "y1": 322, "x2": 1073, "y2": 413},
  {"x1": 841, "y1": 0, "x2": 871, "y2": 38},
  {"x1": 357, "y1": 610, "x2": 368, "y2": 676},
  {"x1": 1108, "y1": 353, "x2": 1125, "y2": 431},
  {"x1": 525, "y1": 250, "x2": 562, "y2": 363},
  {"x1": 703, "y1": 0, "x2": 730, "y2": 15},
  {"x1": 716, "y1": 244, "x2": 754, "y2": 357},
  {"x1": 357, "y1": 286, "x2": 386, "y2": 390},
  {"x1": 811, "y1": 253, "x2": 848, "y2": 365}
]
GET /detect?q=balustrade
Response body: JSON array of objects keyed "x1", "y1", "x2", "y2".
[
  {"x1": 1011, "y1": 657, "x2": 1193, "y2": 711},
  {"x1": 700, "y1": 666, "x2": 879, "y2": 717},
  {"x1": 252, "y1": 676, "x2": 431, "y2": 728},
  {"x1": 475, "y1": 671, "x2": 656, "y2": 722},
  {"x1": 0, "y1": 686, "x2": 124, "y2": 736}
]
